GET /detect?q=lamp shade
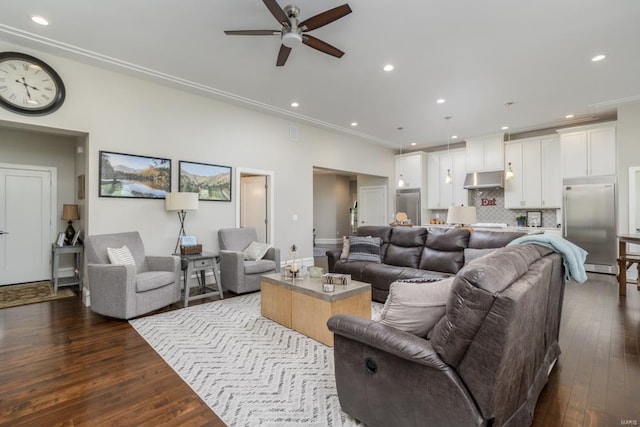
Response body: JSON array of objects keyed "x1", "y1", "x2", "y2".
[
  {"x1": 446, "y1": 206, "x2": 477, "y2": 225},
  {"x1": 165, "y1": 192, "x2": 199, "y2": 211},
  {"x1": 61, "y1": 204, "x2": 79, "y2": 220}
]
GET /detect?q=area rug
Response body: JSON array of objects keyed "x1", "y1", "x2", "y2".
[
  {"x1": 130, "y1": 293, "x2": 383, "y2": 426},
  {"x1": 0, "y1": 281, "x2": 76, "y2": 309}
]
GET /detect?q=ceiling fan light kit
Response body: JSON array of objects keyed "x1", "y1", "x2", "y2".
[
  {"x1": 224, "y1": 0, "x2": 352, "y2": 66},
  {"x1": 281, "y1": 31, "x2": 302, "y2": 48}
]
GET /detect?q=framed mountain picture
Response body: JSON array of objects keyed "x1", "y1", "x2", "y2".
[{"x1": 179, "y1": 160, "x2": 232, "y2": 202}]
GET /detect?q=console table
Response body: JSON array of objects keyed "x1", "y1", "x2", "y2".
[
  {"x1": 51, "y1": 244, "x2": 83, "y2": 295},
  {"x1": 180, "y1": 252, "x2": 224, "y2": 307}
]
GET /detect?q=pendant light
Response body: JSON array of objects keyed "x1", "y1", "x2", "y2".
[
  {"x1": 504, "y1": 102, "x2": 515, "y2": 180},
  {"x1": 445, "y1": 116, "x2": 452, "y2": 184},
  {"x1": 398, "y1": 144, "x2": 405, "y2": 188}
]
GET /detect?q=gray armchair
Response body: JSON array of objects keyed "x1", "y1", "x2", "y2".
[
  {"x1": 218, "y1": 228, "x2": 280, "y2": 294},
  {"x1": 85, "y1": 231, "x2": 181, "y2": 319}
]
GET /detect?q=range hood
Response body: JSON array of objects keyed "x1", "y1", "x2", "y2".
[{"x1": 463, "y1": 171, "x2": 504, "y2": 190}]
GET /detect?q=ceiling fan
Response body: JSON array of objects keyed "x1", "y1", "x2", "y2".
[{"x1": 224, "y1": 0, "x2": 352, "y2": 66}]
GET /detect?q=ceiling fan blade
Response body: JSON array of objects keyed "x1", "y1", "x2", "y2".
[
  {"x1": 299, "y1": 4, "x2": 352, "y2": 32},
  {"x1": 276, "y1": 45, "x2": 292, "y2": 66},
  {"x1": 302, "y1": 35, "x2": 345, "y2": 58},
  {"x1": 224, "y1": 30, "x2": 280, "y2": 36},
  {"x1": 224, "y1": 30, "x2": 281, "y2": 36},
  {"x1": 263, "y1": 0, "x2": 290, "y2": 27}
]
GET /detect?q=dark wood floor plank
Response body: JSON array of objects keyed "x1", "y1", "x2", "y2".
[{"x1": 2, "y1": 274, "x2": 640, "y2": 426}]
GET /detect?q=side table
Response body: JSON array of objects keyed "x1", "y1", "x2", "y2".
[
  {"x1": 180, "y1": 251, "x2": 224, "y2": 307},
  {"x1": 51, "y1": 244, "x2": 83, "y2": 295}
]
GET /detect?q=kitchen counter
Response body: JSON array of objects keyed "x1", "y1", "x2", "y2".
[{"x1": 422, "y1": 224, "x2": 561, "y2": 234}]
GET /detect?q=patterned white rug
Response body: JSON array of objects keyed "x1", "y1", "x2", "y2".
[{"x1": 130, "y1": 292, "x2": 383, "y2": 426}]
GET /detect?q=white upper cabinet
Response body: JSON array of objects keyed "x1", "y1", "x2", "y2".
[
  {"x1": 558, "y1": 123, "x2": 616, "y2": 178},
  {"x1": 427, "y1": 148, "x2": 467, "y2": 209},
  {"x1": 504, "y1": 136, "x2": 561, "y2": 209},
  {"x1": 465, "y1": 133, "x2": 504, "y2": 172},
  {"x1": 395, "y1": 152, "x2": 425, "y2": 189}
]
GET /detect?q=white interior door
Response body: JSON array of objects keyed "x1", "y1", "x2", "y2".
[
  {"x1": 359, "y1": 185, "x2": 387, "y2": 226},
  {"x1": 0, "y1": 164, "x2": 56, "y2": 285},
  {"x1": 240, "y1": 175, "x2": 268, "y2": 243}
]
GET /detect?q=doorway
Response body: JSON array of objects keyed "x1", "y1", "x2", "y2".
[
  {"x1": 236, "y1": 168, "x2": 274, "y2": 244},
  {"x1": 0, "y1": 163, "x2": 57, "y2": 285}
]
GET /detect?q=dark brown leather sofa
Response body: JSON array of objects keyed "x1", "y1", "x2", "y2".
[
  {"x1": 328, "y1": 244, "x2": 565, "y2": 427},
  {"x1": 327, "y1": 225, "x2": 526, "y2": 302}
]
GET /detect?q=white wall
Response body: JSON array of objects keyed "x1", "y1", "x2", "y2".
[
  {"x1": 616, "y1": 103, "x2": 640, "y2": 233},
  {"x1": 0, "y1": 41, "x2": 395, "y2": 259},
  {"x1": 313, "y1": 174, "x2": 352, "y2": 242}
]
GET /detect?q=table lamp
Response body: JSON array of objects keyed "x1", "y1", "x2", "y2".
[
  {"x1": 446, "y1": 206, "x2": 477, "y2": 231},
  {"x1": 61, "y1": 204, "x2": 80, "y2": 245},
  {"x1": 165, "y1": 192, "x2": 199, "y2": 254}
]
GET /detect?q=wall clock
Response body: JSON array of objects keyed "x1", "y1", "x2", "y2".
[{"x1": 0, "y1": 52, "x2": 66, "y2": 115}]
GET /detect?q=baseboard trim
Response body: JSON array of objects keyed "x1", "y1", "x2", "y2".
[{"x1": 315, "y1": 238, "x2": 342, "y2": 245}]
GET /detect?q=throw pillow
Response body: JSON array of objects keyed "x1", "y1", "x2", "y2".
[
  {"x1": 107, "y1": 245, "x2": 136, "y2": 270},
  {"x1": 376, "y1": 277, "x2": 455, "y2": 337},
  {"x1": 347, "y1": 236, "x2": 382, "y2": 263},
  {"x1": 244, "y1": 241, "x2": 271, "y2": 261},
  {"x1": 340, "y1": 236, "x2": 350, "y2": 260}
]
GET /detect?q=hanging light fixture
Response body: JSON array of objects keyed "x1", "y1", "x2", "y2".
[
  {"x1": 504, "y1": 102, "x2": 515, "y2": 180},
  {"x1": 398, "y1": 144, "x2": 405, "y2": 187},
  {"x1": 445, "y1": 116, "x2": 452, "y2": 184}
]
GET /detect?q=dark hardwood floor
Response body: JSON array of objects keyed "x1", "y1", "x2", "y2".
[{"x1": 0, "y1": 274, "x2": 639, "y2": 426}]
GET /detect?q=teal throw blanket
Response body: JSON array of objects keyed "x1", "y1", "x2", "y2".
[{"x1": 507, "y1": 234, "x2": 588, "y2": 283}]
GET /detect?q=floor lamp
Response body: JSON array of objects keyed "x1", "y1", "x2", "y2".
[{"x1": 165, "y1": 192, "x2": 199, "y2": 254}]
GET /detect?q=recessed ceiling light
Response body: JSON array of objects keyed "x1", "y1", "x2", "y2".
[
  {"x1": 591, "y1": 54, "x2": 606, "y2": 62},
  {"x1": 436, "y1": 98, "x2": 445, "y2": 104},
  {"x1": 451, "y1": 135, "x2": 458, "y2": 140},
  {"x1": 350, "y1": 122, "x2": 358, "y2": 127},
  {"x1": 410, "y1": 142, "x2": 417, "y2": 146},
  {"x1": 565, "y1": 114, "x2": 575, "y2": 119},
  {"x1": 501, "y1": 126, "x2": 509, "y2": 130},
  {"x1": 383, "y1": 64, "x2": 394, "y2": 72},
  {"x1": 290, "y1": 102, "x2": 299, "y2": 107},
  {"x1": 31, "y1": 16, "x2": 49, "y2": 26}
]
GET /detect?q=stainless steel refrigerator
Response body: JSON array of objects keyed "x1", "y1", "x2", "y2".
[
  {"x1": 563, "y1": 175, "x2": 617, "y2": 274},
  {"x1": 396, "y1": 189, "x2": 421, "y2": 225}
]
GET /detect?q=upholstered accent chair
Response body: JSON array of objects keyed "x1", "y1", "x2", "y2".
[
  {"x1": 85, "y1": 231, "x2": 181, "y2": 319},
  {"x1": 218, "y1": 228, "x2": 280, "y2": 294}
]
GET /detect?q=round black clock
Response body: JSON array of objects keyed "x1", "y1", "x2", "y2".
[{"x1": 0, "y1": 52, "x2": 66, "y2": 115}]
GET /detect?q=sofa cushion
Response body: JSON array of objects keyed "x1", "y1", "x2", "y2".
[
  {"x1": 377, "y1": 277, "x2": 455, "y2": 337},
  {"x1": 136, "y1": 270, "x2": 175, "y2": 292},
  {"x1": 244, "y1": 259, "x2": 276, "y2": 275},
  {"x1": 419, "y1": 247, "x2": 464, "y2": 274},
  {"x1": 430, "y1": 245, "x2": 555, "y2": 367},
  {"x1": 333, "y1": 260, "x2": 370, "y2": 282},
  {"x1": 384, "y1": 227, "x2": 427, "y2": 268},
  {"x1": 467, "y1": 230, "x2": 525, "y2": 249},
  {"x1": 347, "y1": 236, "x2": 382, "y2": 263},
  {"x1": 464, "y1": 248, "x2": 496, "y2": 264}
]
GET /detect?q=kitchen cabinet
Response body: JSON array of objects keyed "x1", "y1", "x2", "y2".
[
  {"x1": 558, "y1": 123, "x2": 616, "y2": 178},
  {"x1": 395, "y1": 152, "x2": 426, "y2": 189},
  {"x1": 465, "y1": 133, "x2": 504, "y2": 172},
  {"x1": 427, "y1": 149, "x2": 467, "y2": 209},
  {"x1": 504, "y1": 136, "x2": 561, "y2": 208}
]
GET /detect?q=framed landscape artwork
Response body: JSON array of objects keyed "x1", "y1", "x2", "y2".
[
  {"x1": 179, "y1": 161, "x2": 232, "y2": 201},
  {"x1": 99, "y1": 151, "x2": 171, "y2": 199}
]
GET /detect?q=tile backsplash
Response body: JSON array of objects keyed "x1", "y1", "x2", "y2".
[{"x1": 429, "y1": 189, "x2": 560, "y2": 228}]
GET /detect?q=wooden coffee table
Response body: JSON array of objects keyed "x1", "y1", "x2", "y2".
[{"x1": 260, "y1": 273, "x2": 371, "y2": 346}]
